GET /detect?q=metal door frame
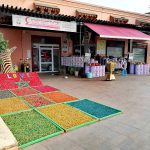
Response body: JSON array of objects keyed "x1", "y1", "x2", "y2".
[
  {"x1": 39, "y1": 47, "x2": 53, "y2": 72},
  {"x1": 32, "y1": 43, "x2": 59, "y2": 73}
]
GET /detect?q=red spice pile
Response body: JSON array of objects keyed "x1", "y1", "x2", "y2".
[
  {"x1": 32, "y1": 85, "x2": 58, "y2": 93},
  {"x1": 42, "y1": 91, "x2": 78, "y2": 103},
  {"x1": 23, "y1": 94, "x2": 54, "y2": 107},
  {"x1": 11, "y1": 87, "x2": 38, "y2": 96}
]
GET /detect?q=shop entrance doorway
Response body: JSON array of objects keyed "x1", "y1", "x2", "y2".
[{"x1": 32, "y1": 44, "x2": 60, "y2": 73}]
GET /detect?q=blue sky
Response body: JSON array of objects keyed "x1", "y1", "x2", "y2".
[{"x1": 76, "y1": 0, "x2": 150, "y2": 14}]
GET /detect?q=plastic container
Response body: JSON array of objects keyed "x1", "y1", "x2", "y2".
[
  {"x1": 91, "y1": 66, "x2": 96, "y2": 78},
  {"x1": 135, "y1": 64, "x2": 140, "y2": 75},
  {"x1": 95, "y1": 66, "x2": 100, "y2": 77},
  {"x1": 75, "y1": 71, "x2": 79, "y2": 77},
  {"x1": 102, "y1": 65, "x2": 105, "y2": 76},
  {"x1": 85, "y1": 65, "x2": 90, "y2": 74},
  {"x1": 86, "y1": 72, "x2": 93, "y2": 78},
  {"x1": 121, "y1": 69, "x2": 127, "y2": 76},
  {"x1": 99, "y1": 66, "x2": 103, "y2": 77},
  {"x1": 129, "y1": 63, "x2": 135, "y2": 74},
  {"x1": 140, "y1": 64, "x2": 143, "y2": 75},
  {"x1": 143, "y1": 64, "x2": 147, "y2": 75}
]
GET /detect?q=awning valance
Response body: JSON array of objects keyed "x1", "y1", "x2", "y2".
[{"x1": 84, "y1": 23, "x2": 150, "y2": 40}]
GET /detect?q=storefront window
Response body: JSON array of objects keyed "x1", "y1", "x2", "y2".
[
  {"x1": 133, "y1": 48, "x2": 146, "y2": 62},
  {"x1": 107, "y1": 47, "x2": 123, "y2": 57},
  {"x1": 132, "y1": 42, "x2": 147, "y2": 63},
  {"x1": 106, "y1": 41, "x2": 124, "y2": 58}
]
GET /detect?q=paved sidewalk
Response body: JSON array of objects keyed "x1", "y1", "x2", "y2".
[
  {"x1": 0, "y1": 117, "x2": 18, "y2": 149},
  {"x1": 25, "y1": 75, "x2": 150, "y2": 150}
]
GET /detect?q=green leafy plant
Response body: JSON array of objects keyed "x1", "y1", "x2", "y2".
[
  {"x1": 0, "y1": 58, "x2": 2, "y2": 65},
  {"x1": 75, "y1": 67, "x2": 81, "y2": 72},
  {"x1": 0, "y1": 32, "x2": 8, "y2": 52},
  {"x1": 68, "y1": 67, "x2": 75, "y2": 75}
]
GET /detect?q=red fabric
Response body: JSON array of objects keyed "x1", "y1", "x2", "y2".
[
  {"x1": 23, "y1": 95, "x2": 54, "y2": 107},
  {"x1": 84, "y1": 23, "x2": 150, "y2": 40}
]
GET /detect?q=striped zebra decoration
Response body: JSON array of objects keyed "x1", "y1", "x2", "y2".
[{"x1": 0, "y1": 47, "x2": 16, "y2": 73}]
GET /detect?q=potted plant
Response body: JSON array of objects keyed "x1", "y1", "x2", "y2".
[{"x1": 75, "y1": 67, "x2": 81, "y2": 77}]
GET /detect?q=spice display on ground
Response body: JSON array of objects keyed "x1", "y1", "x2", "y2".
[
  {"x1": 0, "y1": 90, "x2": 15, "y2": 99},
  {"x1": 2, "y1": 110, "x2": 62, "y2": 146},
  {"x1": 41, "y1": 91, "x2": 78, "y2": 103},
  {"x1": 0, "y1": 97, "x2": 30, "y2": 115},
  {"x1": 32, "y1": 85, "x2": 58, "y2": 93},
  {"x1": 0, "y1": 72, "x2": 123, "y2": 149},
  {"x1": 10, "y1": 87, "x2": 38, "y2": 96},
  {"x1": 39, "y1": 103, "x2": 96, "y2": 130},
  {"x1": 67, "y1": 99, "x2": 122, "y2": 119},
  {"x1": 22, "y1": 95, "x2": 54, "y2": 107}
]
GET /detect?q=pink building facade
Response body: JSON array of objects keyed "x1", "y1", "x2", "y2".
[{"x1": 0, "y1": 0, "x2": 150, "y2": 72}]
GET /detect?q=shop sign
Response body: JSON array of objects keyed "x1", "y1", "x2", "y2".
[{"x1": 12, "y1": 15, "x2": 77, "y2": 32}]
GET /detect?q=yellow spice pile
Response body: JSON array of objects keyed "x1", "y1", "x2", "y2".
[{"x1": 39, "y1": 103, "x2": 96, "y2": 130}]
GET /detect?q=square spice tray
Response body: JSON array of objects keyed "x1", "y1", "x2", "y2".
[
  {"x1": 0, "y1": 97, "x2": 30, "y2": 116},
  {"x1": 66, "y1": 99, "x2": 122, "y2": 120},
  {"x1": 2, "y1": 110, "x2": 64, "y2": 148},
  {"x1": 0, "y1": 90, "x2": 16, "y2": 99},
  {"x1": 38, "y1": 103, "x2": 97, "y2": 131},
  {"x1": 41, "y1": 91, "x2": 78, "y2": 103},
  {"x1": 10, "y1": 87, "x2": 38, "y2": 96},
  {"x1": 22, "y1": 94, "x2": 54, "y2": 107},
  {"x1": 32, "y1": 85, "x2": 58, "y2": 93}
]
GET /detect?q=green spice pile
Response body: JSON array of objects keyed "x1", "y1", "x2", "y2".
[{"x1": 2, "y1": 110, "x2": 62, "y2": 146}]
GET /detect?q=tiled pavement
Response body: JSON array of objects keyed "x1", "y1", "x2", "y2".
[{"x1": 25, "y1": 75, "x2": 150, "y2": 150}]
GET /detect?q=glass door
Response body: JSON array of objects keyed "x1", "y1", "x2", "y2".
[
  {"x1": 32, "y1": 44, "x2": 60, "y2": 73},
  {"x1": 32, "y1": 45, "x2": 40, "y2": 72},
  {"x1": 39, "y1": 47, "x2": 53, "y2": 72}
]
